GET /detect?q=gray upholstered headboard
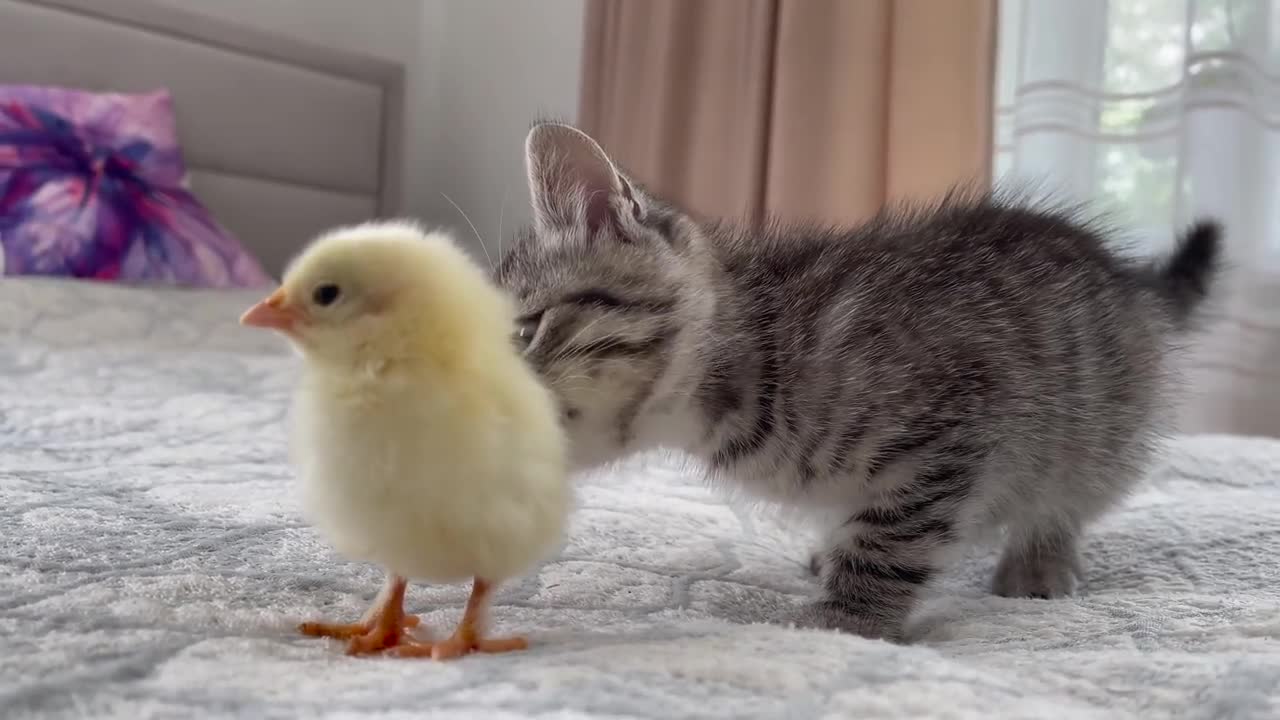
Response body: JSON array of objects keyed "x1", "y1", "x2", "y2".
[{"x1": 0, "y1": 0, "x2": 405, "y2": 277}]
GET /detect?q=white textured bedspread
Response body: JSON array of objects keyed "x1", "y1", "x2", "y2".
[{"x1": 1, "y1": 278, "x2": 1278, "y2": 720}]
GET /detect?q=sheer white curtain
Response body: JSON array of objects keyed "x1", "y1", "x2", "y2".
[{"x1": 996, "y1": 0, "x2": 1280, "y2": 438}]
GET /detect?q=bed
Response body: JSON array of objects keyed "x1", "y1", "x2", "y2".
[{"x1": 2, "y1": 2, "x2": 1280, "y2": 719}]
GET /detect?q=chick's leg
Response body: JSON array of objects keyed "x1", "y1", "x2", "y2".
[
  {"x1": 393, "y1": 578, "x2": 526, "y2": 660},
  {"x1": 298, "y1": 573, "x2": 427, "y2": 655}
]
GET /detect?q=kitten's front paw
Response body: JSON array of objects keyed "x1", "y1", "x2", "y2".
[
  {"x1": 780, "y1": 601, "x2": 903, "y2": 642},
  {"x1": 991, "y1": 550, "x2": 1081, "y2": 599},
  {"x1": 806, "y1": 550, "x2": 824, "y2": 577}
]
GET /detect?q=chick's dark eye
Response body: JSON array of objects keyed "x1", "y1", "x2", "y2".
[{"x1": 312, "y1": 284, "x2": 341, "y2": 307}]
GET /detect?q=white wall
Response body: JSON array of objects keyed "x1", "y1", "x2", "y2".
[
  {"x1": 150, "y1": 0, "x2": 422, "y2": 61},
  {"x1": 415, "y1": 0, "x2": 584, "y2": 262},
  {"x1": 151, "y1": 0, "x2": 584, "y2": 261}
]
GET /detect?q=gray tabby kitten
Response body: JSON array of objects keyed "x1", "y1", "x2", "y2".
[{"x1": 495, "y1": 122, "x2": 1221, "y2": 641}]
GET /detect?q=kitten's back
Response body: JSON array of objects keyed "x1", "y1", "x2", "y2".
[{"x1": 699, "y1": 194, "x2": 1218, "y2": 513}]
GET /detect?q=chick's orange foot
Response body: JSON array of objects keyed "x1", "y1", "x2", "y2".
[
  {"x1": 432, "y1": 632, "x2": 528, "y2": 660},
  {"x1": 298, "y1": 613, "x2": 420, "y2": 639},
  {"x1": 298, "y1": 613, "x2": 425, "y2": 655},
  {"x1": 388, "y1": 577, "x2": 529, "y2": 660},
  {"x1": 344, "y1": 624, "x2": 432, "y2": 657},
  {"x1": 386, "y1": 629, "x2": 527, "y2": 660},
  {"x1": 298, "y1": 574, "x2": 429, "y2": 656}
]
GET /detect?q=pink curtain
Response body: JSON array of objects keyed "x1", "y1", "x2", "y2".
[{"x1": 579, "y1": 0, "x2": 998, "y2": 225}]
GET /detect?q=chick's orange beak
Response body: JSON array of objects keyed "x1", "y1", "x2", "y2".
[{"x1": 240, "y1": 288, "x2": 300, "y2": 333}]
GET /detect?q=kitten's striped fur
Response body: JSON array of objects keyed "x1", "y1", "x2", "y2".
[{"x1": 496, "y1": 122, "x2": 1222, "y2": 640}]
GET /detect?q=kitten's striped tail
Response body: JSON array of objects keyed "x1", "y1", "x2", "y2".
[{"x1": 1147, "y1": 220, "x2": 1223, "y2": 329}]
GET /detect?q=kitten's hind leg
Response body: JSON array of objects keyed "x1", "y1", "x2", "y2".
[
  {"x1": 991, "y1": 518, "x2": 1083, "y2": 599},
  {"x1": 788, "y1": 544, "x2": 935, "y2": 641},
  {"x1": 786, "y1": 465, "x2": 972, "y2": 640}
]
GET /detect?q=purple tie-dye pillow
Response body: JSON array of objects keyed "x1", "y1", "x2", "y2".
[{"x1": 0, "y1": 85, "x2": 272, "y2": 287}]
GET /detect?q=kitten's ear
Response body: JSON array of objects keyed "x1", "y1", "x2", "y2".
[{"x1": 525, "y1": 123, "x2": 646, "y2": 238}]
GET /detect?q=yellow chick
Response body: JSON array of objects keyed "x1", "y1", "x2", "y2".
[{"x1": 239, "y1": 221, "x2": 569, "y2": 660}]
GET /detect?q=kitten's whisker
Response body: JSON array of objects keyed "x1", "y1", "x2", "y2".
[
  {"x1": 497, "y1": 188, "x2": 508, "y2": 261},
  {"x1": 547, "y1": 315, "x2": 612, "y2": 365},
  {"x1": 552, "y1": 333, "x2": 670, "y2": 365},
  {"x1": 442, "y1": 192, "x2": 493, "y2": 271},
  {"x1": 555, "y1": 373, "x2": 593, "y2": 383}
]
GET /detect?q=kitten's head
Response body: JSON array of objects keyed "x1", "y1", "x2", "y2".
[{"x1": 495, "y1": 122, "x2": 712, "y2": 469}]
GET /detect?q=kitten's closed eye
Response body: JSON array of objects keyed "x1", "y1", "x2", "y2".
[
  {"x1": 514, "y1": 313, "x2": 543, "y2": 351},
  {"x1": 515, "y1": 288, "x2": 676, "y2": 358}
]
